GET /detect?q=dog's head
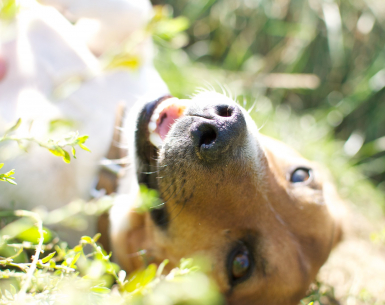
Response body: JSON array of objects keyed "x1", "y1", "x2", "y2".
[{"x1": 112, "y1": 91, "x2": 343, "y2": 305}]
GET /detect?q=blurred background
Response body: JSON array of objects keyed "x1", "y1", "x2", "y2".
[
  {"x1": 1, "y1": 0, "x2": 384, "y2": 220},
  {"x1": 149, "y1": 0, "x2": 385, "y2": 218}
]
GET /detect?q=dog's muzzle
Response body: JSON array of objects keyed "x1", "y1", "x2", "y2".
[{"x1": 189, "y1": 104, "x2": 247, "y2": 162}]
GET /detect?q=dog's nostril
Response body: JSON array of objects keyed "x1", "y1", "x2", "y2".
[
  {"x1": 216, "y1": 105, "x2": 233, "y2": 117},
  {"x1": 199, "y1": 125, "x2": 217, "y2": 147}
]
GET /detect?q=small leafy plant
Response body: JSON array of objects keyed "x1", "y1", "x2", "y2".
[
  {"x1": 0, "y1": 118, "x2": 91, "y2": 185},
  {"x1": 0, "y1": 208, "x2": 223, "y2": 305},
  {"x1": 0, "y1": 164, "x2": 15, "y2": 185}
]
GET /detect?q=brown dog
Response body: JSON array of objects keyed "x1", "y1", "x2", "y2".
[{"x1": 110, "y1": 91, "x2": 343, "y2": 305}]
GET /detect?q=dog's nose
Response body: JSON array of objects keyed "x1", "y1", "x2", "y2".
[{"x1": 190, "y1": 104, "x2": 247, "y2": 162}]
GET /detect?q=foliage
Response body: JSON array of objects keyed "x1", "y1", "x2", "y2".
[
  {"x1": 0, "y1": 164, "x2": 15, "y2": 185},
  {"x1": 0, "y1": 0, "x2": 18, "y2": 20},
  {"x1": 135, "y1": 185, "x2": 164, "y2": 213},
  {"x1": 0, "y1": 118, "x2": 90, "y2": 185},
  {"x1": 301, "y1": 282, "x2": 339, "y2": 305},
  {"x1": 0, "y1": 191, "x2": 222, "y2": 305},
  {"x1": 104, "y1": 5, "x2": 189, "y2": 70}
]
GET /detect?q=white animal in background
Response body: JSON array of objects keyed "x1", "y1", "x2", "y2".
[{"x1": 0, "y1": 0, "x2": 168, "y2": 242}]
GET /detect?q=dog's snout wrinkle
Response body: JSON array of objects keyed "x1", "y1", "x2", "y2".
[{"x1": 187, "y1": 104, "x2": 237, "y2": 120}]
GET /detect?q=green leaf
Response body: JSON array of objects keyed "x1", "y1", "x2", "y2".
[
  {"x1": 41, "y1": 252, "x2": 56, "y2": 264},
  {"x1": 72, "y1": 147, "x2": 76, "y2": 158},
  {"x1": 180, "y1": 258, "x2": 194, "y2": 270},
  {"x1": 4, "y1": 178, "x2": 17, "y2": 185},
  {"x1": 81, "y1": 236, "x2": 93, "y2": 244},
  {"x1": 124, "y1": 264, "x2": 157, "y2": 293},
  {"x1": 93, "y1": 233, "x2": 101, "y2": 243},
  {"x1": 3, "y1": 169, "x2": 15, "y2": 177},
  {"x1": 0, "y1": 165, "x2": 16, "y2": 185},
  {"x1": 4, "y1": 289, "x2": 13, "y2": 300},
  {"x1": 49, "y1": 260, "x2": 56, "y2": 269},
  {"x1": 2, "y1": 118, "x2": 21, "y2": 137},
  {"x1": 62, "y1": 150, "x2": 71, "y2": 163},
  {"x1": 49, "y1": 146, "x2": 65, "y2": 157},
  {"x1": 90, "y1": 286, "x2": 110, "y2": 294},
  {"x1": 0, "y1": 0, "x2": 19, "y2": 20},
  {"x1": 69, "y1": 252, "x2": 81, "y2": 268},
  {"x1": 78, "y1": 143, "x2": 91, "y2": 152},
  {"x1": 77, "y1": 135, "x2": 89, "y2": 144},
  {"x1": 156, "y1": 259, "x2": 169, "y2": 277},
  {"x1": 154, "y1": 17, "x2": 190, "y2": 40},
  {"x1": 17, "y1": 227, "x2": 52, "y2": 244},
  {"x1": 73, "y1": 245, "x2": 83, "y2": 252},
  {"x1": 9, "y1": 285, "x2": 16, "y2": 295},
  {"x1": 107, "y1": 55, "x2": 141, "y2": 70}
]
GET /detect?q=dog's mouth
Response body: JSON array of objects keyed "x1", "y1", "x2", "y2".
[
  {"x1": 134, "y1": 95, "x2": 189, "y2": 228},
  {"x1": 135, "y1": 95, "x2": 188, "y2": 187},
  {"x1": 147, "y1": 97, "x2": 187, "y2": 148}
]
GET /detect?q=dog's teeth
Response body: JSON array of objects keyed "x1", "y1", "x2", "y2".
[
  {"x1": 148, "y1": 97, "x2": 188, "y2": 148},
  {"x1": 148, "y1": 121, "x2": 157, "y2": 132},
  {"x1": 149, "y1": 132, "x2": 163, "y2": 148},
  {"x1": 152, "y1": 112, "x2": 160, "y2": 121}
]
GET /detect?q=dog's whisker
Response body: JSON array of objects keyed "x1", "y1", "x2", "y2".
[
  {"x1": 159, "y1": 177, "x2": 187, "y2": 204},
  {"x1": 224, "y1": 84, "x2": 233, "y2": 99},
  {"x1": 142, "y1": 171, "x2": 161, "y2": 175},
  {"x1": 215, "y1": 80, "x2": 227, "y2": 97},
  {"x1": 242, "y1": 97, "x2": 247, "y2": 108},
  {"x1": 257, "y1": 117, "x2": 270, "y2": 132},
  {"x1": 125, "y1": 249, "x2": 147, "y2": 258},
  {"x1": 194, "y1": 87, "x2": 207, "y2": 95},
  {"x1": 157, "y1": 179, "x2": 176, "y2": 199},
  {"x1": 140, "y1": 163, "x2": 167, "y2": 172},
  {"x1": 248, "y1": 100, "x2": 257, "y2": 114},
  {"x1": 202, "y1": 80, "x2": 216, "y2": 93},
  {"x1": 166, "y1": 199, "x2": 188, "y2": 224},
  {"x1": 149, "y1": 202, "x2": 165, "y2": 210}
]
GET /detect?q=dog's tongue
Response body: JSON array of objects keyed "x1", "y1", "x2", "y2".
[
  {"x1": 148, "y1": 98, "x2": 187, "y2": 147},
  {"x1": 157, "y1": 104, "x2": 185, "y2": 140}
]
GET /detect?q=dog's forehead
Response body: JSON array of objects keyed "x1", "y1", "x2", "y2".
[{"x1": 260, "y1": 135, "x2": 310, "y2": 164}]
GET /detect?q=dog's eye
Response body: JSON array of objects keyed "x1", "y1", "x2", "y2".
[
  {"x1": 290, "y1": 168, "x2": 311, "y2": 183},
  {"x1": 228, "y1": 244, "x2": 252, "y2": 285}
]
